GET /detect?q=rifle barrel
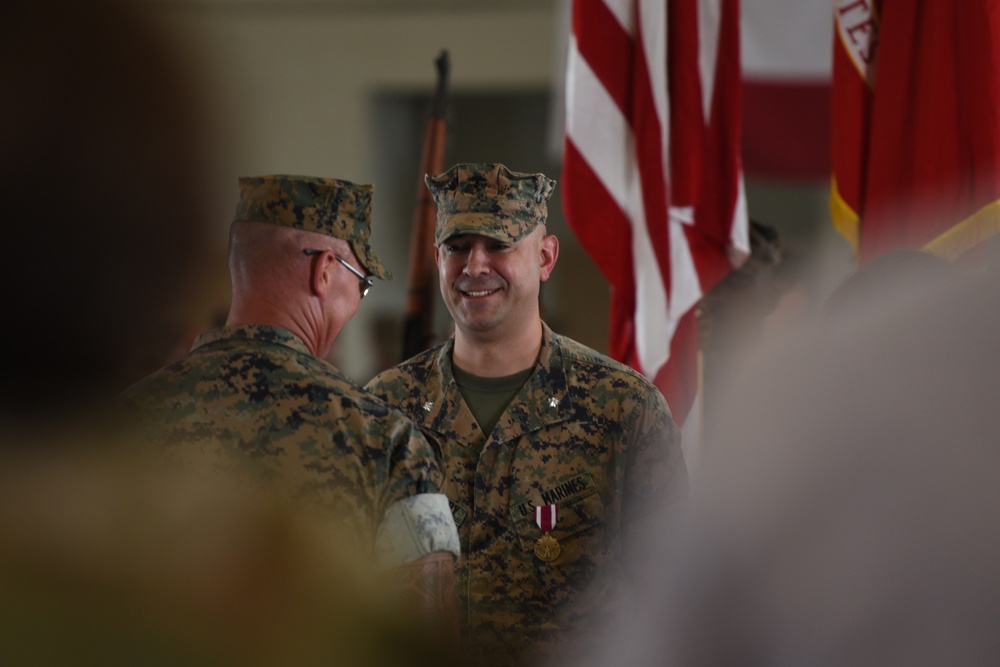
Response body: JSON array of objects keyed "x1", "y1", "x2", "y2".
[{"x1": 402, "y1": 50, "x2": 450, "y2": 360}]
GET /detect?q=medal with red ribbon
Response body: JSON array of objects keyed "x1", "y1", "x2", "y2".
[{"x1": 534, "y1": 504, "x2": 560, "y2": 562}]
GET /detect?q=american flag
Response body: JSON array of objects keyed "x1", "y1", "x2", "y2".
[{"x1": 562, "y1": 0, "x2": 749, "y2": 424}]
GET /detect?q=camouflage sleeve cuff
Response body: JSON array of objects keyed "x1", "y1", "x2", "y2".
[{"x1": 375, "y1": 493, "x2": 460, "y2": 568}]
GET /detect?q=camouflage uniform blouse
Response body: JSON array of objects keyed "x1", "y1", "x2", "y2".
[
  {"x1": 366, "y1": 323, "x2": 688, "y2": 664},
  {"x1": 121, "y1": 325, "x2": 458, "y2": 564}
]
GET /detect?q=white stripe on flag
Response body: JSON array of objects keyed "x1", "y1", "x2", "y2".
[
  {"x1": 698, "y1": 0, "x2": 722, "y2": 118},
  {"x1": 640, "y1": 0, "x2": 670, "y2": 178},
  {"x1": 729, "y1": 173, "x2": 750, "y2": 263},
  {"x1": 668, "y1": 207, "x2": 702, "y2": 322},
  {"x1": 634, "y1": 174, "x2": 672, "y2": 377},
  {"x1": 565, "y1": 37, "x2": 632, "y2": 215},
  {"x1": 641, "y1": 1, "x2": 675, "y2": 377}
]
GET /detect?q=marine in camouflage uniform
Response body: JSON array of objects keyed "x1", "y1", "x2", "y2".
[
  {"x1": 121, "y1": 175, "x2": 460, "y2": 570},
  {"x1": 366, "y1": 164, "x2": 687, "y2": 664}
]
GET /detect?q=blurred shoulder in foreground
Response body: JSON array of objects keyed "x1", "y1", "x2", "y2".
[
  {"x1": 604, "y1": 259, "x2": 1000, "y2": 666},
  {"x1": 0, "y1": 0, "x2": 212, "y2": 416},
  {"x1": 0, "y1": 2, "x2": 462, "y2": 664}
]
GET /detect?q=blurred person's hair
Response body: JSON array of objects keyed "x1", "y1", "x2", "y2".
[
  {"x1": 0, "y1": 0, "x2": 211, "y2": 417},
  {"x1": 824, "y1": 249, "x2": 960, "y2": 319}
]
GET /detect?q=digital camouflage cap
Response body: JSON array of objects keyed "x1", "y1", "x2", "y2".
[
  {"x1": 426, "y1": 163, "x2": 556, "y2": 245},
  {"x1": 233, "y1": 175, "x2": 391, "y2": 280}
]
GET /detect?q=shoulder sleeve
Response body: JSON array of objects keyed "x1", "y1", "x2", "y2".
[{"x1": 376, "y1": 412, "x2": 445, "y2": 512}]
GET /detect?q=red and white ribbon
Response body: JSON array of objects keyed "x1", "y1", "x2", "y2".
[{"x1": 535, "y1": 504, "x2": 559, "y2": 533}]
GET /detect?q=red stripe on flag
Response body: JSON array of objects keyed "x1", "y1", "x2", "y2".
[
  {"x1": 562, "y1": 140, "x2": 639, "y2": 366},
  {"x1": 667, "y1": 0, "x2": 704, "y2": 208},
  {"x1": 562, "y1": 141, "x2": 636, "y2": 294},
  {"x1": 609, "y1": 284, "x2": 640, "y2": 374},
  {"x1": 683, "y1": 222, "x2": 734, "y2": 295},
  {"x1": 573, "y1": 0, "x2": 633, "y2": 115},
  {"x1": 652, "y1": 308, "x2": 699, "y2": 422}
]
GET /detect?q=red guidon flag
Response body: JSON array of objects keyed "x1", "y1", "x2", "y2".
[
  {"x1": 831, "y1": 0, "x2": 1000, "y2": 263},
  {"x1": 562, "y1": 0, "x2": 749, "y2": 425}
]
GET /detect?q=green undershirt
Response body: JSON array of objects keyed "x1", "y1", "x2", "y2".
[{"x1": 452, "y1": 363, "x2": 534, "y2": 439}]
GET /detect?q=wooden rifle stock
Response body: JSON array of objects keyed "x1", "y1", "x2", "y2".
[{"x1": 402, "y1": 51, "x2": 449, "y2": 360}]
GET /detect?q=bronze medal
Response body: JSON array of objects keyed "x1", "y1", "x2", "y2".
[{"x1": 534, "y1": 533, "x2": 561, "y2": 562}]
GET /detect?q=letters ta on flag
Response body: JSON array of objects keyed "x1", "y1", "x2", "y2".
[
  {"x1": 831, "y1": 0, "x2": 1000, "y2": 264},
  {"x1": 562, "y1": 0, "x2": 749, "y2": 425}
]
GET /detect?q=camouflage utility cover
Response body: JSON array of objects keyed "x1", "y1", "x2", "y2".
[
  {"x1": 367, "y1": 324, "x2": 688, "y2": 665},
  {"x1": 120, "y1": 325, "x2": 448, "y2": 557},
  {"x1": 234, "y1": 174, "x2": 391, "y2": 280},
  {"x1": 426, "y1": 163, "x2": 555, "y2": 245}
]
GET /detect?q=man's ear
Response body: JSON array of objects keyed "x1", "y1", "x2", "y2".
[
  {"x1": 310, "y1": 250, "x2": 336, "y2": 297},
  {"x1": 539, "y1": 234, "x2": 559, "y2": 282}
]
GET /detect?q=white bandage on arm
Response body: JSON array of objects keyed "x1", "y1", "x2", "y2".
[{"x1": 375, "y1": 493, "x2": 461, "y2": 568}]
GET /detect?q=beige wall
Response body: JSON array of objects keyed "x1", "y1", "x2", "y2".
[{"x1": 149, "y1": 0, "x2": 578, "y2": 380}]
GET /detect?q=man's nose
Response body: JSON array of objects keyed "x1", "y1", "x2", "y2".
[{"x1": 464, "y1": 244, "x2": 491, "y2": 275}]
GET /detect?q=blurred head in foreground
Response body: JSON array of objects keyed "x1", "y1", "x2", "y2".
[
  {"x1": 602, "y1": 260, "x2": 1000, "y2": 666},
  {"x1": 0, "y1": 0, "x2": 211, "y2": 422}
]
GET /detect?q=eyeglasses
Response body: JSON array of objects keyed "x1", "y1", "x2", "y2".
[{"x1": 303, "y1": 249, "x2": 374, "y2": 298}]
